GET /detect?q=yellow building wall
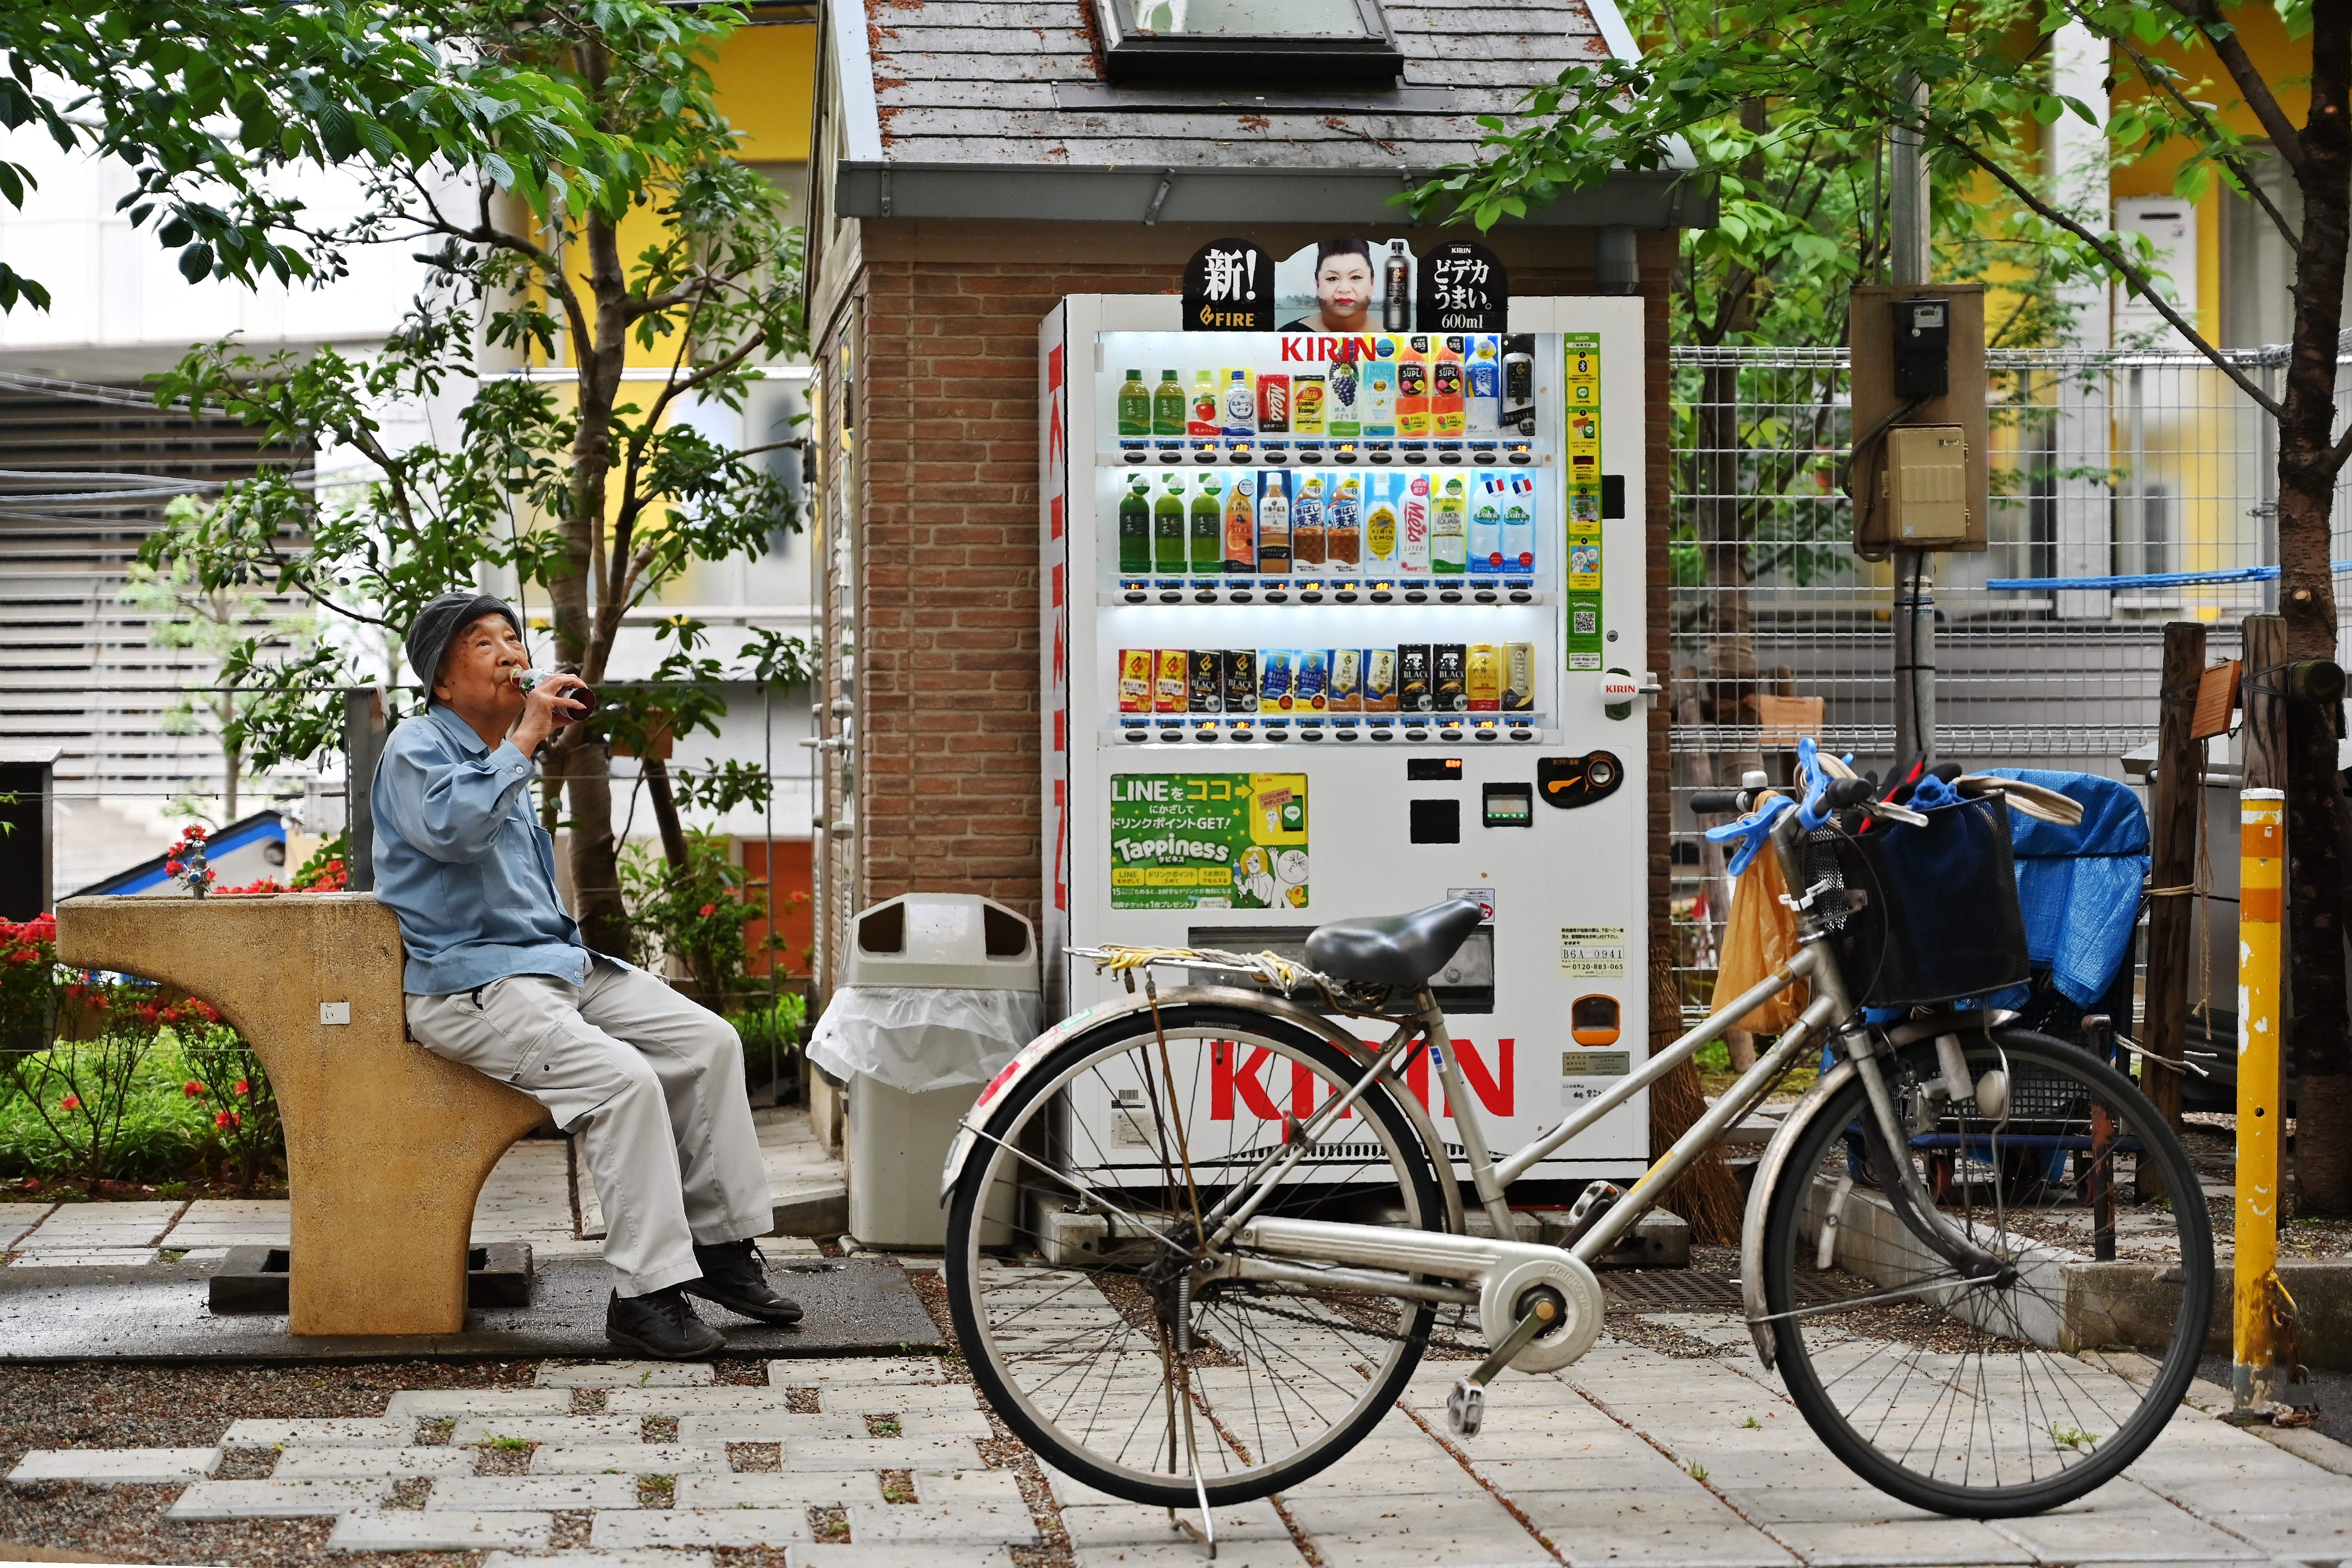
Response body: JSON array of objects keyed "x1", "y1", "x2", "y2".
[{"x1": 711, "y1": 24, "x2": 818, "y2": 164}]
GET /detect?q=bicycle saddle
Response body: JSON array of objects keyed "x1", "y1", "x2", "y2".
[{"x1": 1305, "y1": 899, "x2": 1487, "y2": 990}]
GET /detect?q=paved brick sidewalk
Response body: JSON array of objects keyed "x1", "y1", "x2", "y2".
[{"x1": 8, "y1": 1297, "x2": 2349, "y2": 1568}]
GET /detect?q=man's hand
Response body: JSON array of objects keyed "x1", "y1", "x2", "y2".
[{"x1": 510, "y1": 673, "x2": 589, "y2": 757}]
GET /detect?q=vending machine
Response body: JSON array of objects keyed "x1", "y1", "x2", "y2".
[{"x1": 1039, "y1": 248, "x2": 1650, "y2": 1185}]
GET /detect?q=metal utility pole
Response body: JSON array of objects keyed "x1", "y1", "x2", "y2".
[{"x1": 1888, "y1": 73, "x2": 1935, "y2": 765}]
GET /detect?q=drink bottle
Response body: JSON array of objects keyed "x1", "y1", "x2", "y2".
[
  {"x1": 1222, "y1": 370, "x2": 1257, "y2": 439},
  {"x1": 1326, "y1": 359, "x2": 1361, "y2": 439},
  {"x1": 1292, "y1": 473, "x2": 1326, "y2": 567},
  {"x1": 1363, "y1": 477, "x2": 1398, "y2": 569},
  {"x1": 512, "y1": 669, "x2": 598, "y2": 721},
  {"x1": 1221, "y1": 474, "x2": 1255, "y2": 572},
  {"x1": 1118, "y1": 479, "x2": 1151, "y2": 574},
  {"x1": 1400, "y1": 473, "x2": 1431, "y2": 572},
  {"x1": 1152, "y1": 370, "x2": 1187, "y2": 438},
  {"x1": 1153, "y1": 475, "x2": 1186, "y2": 572},
  {"x1": 1382, "y1": 240, "x2": 1411, "y2": 331},
  {"x1": 1394, "y1": 337, "x2": 1430, "y2": 440},
  {"x1": 1327, "y1": 474, "x2": 1362, "y2": 567},
  {"x1": 1469, "y1": 475, "x2": 1503, "y2": 569},
  {"x1": 1117, "y1": 370, "x2": 1150, "y2": 438},
  {"x1": 1189, "y1": 370, "x2": 1221, "y2": 437},
  {"x1": 1501, "y1": 335, "x2": 1536, "y2": 435},
  {"x1": 1465, "y1": 336, "x2": 1501, "y2": 436},
  {"x1": 1256, "y1": 373, "x2": 1290, "y2": 435},
  {"x1": 1362, "y1": 356, "x2": 1396, "y2": 438},
  {"x1": 1430, "y1": 474, "x2": 1468, "y2": 575},
  {"x1": 1257, "y1": 471, "x2": 1292, "y2": 574},
  {"x1": 1502, "y1": 476, "x2": 1537, "y2": 568},
  {"x1": 1187, "y1": 475, "x2": 1221, "y2": 572},
  {"x1": 1431, "y1": 337, "x2": 1466, "y2": 439}
]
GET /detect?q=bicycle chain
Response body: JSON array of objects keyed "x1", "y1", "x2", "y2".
[{"x1": 1179, "y1": 1286, "x2": 1490, "y2": 1359}]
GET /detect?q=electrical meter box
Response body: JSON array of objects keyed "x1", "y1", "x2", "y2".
[
  {"x1": 1850, "y1": 283, "x2": 1988, "y2": 557},
  {"x1": 1037, "y1": 291, "x2": 1652, "y2": 1186},
  {"x1": 1886, "y1": 426, "x2": 1970, "y2": 544}
]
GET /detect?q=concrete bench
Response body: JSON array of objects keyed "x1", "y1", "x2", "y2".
[{"x1": 55, "y1": 892, "x2": 551, "y2": 1335}]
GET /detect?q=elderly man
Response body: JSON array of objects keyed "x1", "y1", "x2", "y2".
[{"x1": 373, "y1": 589, "x2": 799, "y2": 1358}]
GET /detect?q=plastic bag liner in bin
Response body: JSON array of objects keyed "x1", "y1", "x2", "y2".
[
  {"x1": 807, "y1": 986, "x2": 1044, "y2": 1094},
  {"x1": 1803, "y1": 792, "x2": 2031, "y2": 1008}
]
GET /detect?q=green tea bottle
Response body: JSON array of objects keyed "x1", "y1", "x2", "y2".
[
  {"x1": 1118, "y1": 478, "x2": 1151, "y2": 574},
  {"x1": 1116, "y1": 370, "x2": 1150, "y2": 438},
  {"x1": 1186, "y1": 474, "x2": 1219, "y2": 572},
  {"x1": 1154, "y1": 474, "x2": 1186, "y2": 572},
  {"x1": 1152, "y1": 370, "x2": 1186, "y2": 438}
]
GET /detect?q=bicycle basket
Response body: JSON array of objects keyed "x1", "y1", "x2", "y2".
[{"x1": 1801, "y1": 793, "x2": 2030, "y2": 1008}]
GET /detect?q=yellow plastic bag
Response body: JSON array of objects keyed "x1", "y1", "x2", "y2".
[{"x1": 1714, "y1": 817, "x2": 1810, "y2": 1034}]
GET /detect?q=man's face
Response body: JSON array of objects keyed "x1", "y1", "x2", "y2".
[{"x1": 434, "y1": 613, "x2": 528, "y2": 722}]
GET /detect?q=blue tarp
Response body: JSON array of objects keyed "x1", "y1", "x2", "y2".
[{"x1": 1982, "y1": 768, "x2": 2150, "y2": 1007}]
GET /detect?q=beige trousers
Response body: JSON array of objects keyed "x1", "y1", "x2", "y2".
[{"x1": 406, "y1": 958, "x2": 772, "y2": 1296}]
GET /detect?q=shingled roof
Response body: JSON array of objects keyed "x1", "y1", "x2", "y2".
[{"x1": 817, "y1": 0, "x2": 1703, "y2": 226}]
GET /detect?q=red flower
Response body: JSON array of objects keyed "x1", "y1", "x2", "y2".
[
  {"x1": 214, "y1": 1110, "x2": 240, "y2": 1130},
  {"x1": 186, "y1": 999, "x2": 219, "y2": 1023},
  {"x1": 698, "y1": 903, "x2": 718, "y2": 917},
  {"x1": 58, "y1": 1095, "x2": 79, "y2": 1111},
  {"x1": 183, "y1": 1081, "x2": 206, "y2": 1098},
  {"x1": 233, "y1": 1079, "x2": 250, "y2": 1096},
  {"x1": 165, "y1": 860, "x2": 183, "y2": 875},
  {"x1": 184, "y1": 826, "x2": 208, "y2": 841}
]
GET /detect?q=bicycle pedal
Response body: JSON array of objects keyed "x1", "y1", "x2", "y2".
[{"x1": 1446, "y1": 1378, "x2": 1485, "y2": 1438}]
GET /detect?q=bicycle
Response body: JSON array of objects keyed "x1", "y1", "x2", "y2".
[{"x1": 940, "y1": 753, "x2": 2216, "y2": 1524}]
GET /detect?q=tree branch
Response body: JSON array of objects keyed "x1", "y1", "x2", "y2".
[{"x1": 2166, "y1": 0, "x2": 2308, "y2": 178}]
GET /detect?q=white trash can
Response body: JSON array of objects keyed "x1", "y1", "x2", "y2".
[{"x1": 806, "y1": 893, "x2": 1040, "y2": 1249}]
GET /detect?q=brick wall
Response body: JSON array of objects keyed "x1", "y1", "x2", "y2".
[{"x1": 829, "y1": 225, "x2": 1677, "y2": 969}]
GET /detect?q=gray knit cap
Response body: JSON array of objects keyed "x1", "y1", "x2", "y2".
[{"x1": 406, "y1": 590, "x2": 525, "y2": 700}]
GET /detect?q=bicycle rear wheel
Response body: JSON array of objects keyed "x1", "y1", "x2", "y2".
[
  {"x1": 945, "y1": 1001, "x2": 1446, "y2": 1506},
  {"x1": 1761, "y1": 1027, "x2": 2213, "y2": 1517}
]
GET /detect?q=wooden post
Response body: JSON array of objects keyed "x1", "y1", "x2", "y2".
[
  {"x1": 2242, "y1": 617, "x2": 2290, "y2": 794},
  {"x1": 2141, "y1": 622, "x2": 2205, "y2": 1165}
]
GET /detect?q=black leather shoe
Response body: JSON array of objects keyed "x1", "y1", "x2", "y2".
[
  {"x1": 606, "y1": 1285, "x2": 727, "y2": 1359},
  {"x1": 682, "y1": 1239, "x2": 805, "y2": 1325}
]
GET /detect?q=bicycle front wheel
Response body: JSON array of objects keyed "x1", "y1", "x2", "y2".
[
  {"x1": 1761, "y1": 1027, "x2": 2213, "y2": 1517},
  {"x1": 945, "y1": 1001, "x2": 1446, "y2": 1507}
]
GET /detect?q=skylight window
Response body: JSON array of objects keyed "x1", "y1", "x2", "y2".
[{"x1": 1097, "y1": 0, "x2": 1404, "y2": 83}]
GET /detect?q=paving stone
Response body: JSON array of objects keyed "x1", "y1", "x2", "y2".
[
  {"x1": 789, "y1": 1550, "x2": 1017, "y2": 1568},
  {"x1": 1059, "y1": 1501, "x2": 1293, "y2": 1547},
  {"x1": 845, "y1": 1501, "x2": 1040, "y2": 1543},
  {"x1": 592, "y1": 1508, "x2": 814, "y2": 1548},
  {"x1": 536, "y1": 1360, "x2": 716, "y2": 1387},
  {"x1": 165, "y1": 1478, "x2": 388, "y2": 1519},
  {"x1": 452, "y1": 1415, "x2": 647, "y2": 1445},
  {"x1": 890, "y1": 1410, "x2": 994, "y2": 1437},
  {"x1": 607, "y1": 1386, "x2": 801, "y2": 1413},
  {"x1": 426, "y1": 1473, "x2": 642, "y2": 1511},
  {"x1": 780, "y1": 1437, "x2": 986, "y2": 1471},
  {"x1": 1759, "y1": 1515, "x2": 2037, "y2": 1565},
  {"x1": 819, "y1": 1384, "x2": 980, "y2": 1413},
  {"x1": 7, "y1": 1249, "x2": 161, "y2": 1266},
  {"x1": 675, "y1": 1412, "x2": 869, "y2": 1443},
  {"x1": 768, "y1": 1357, "x2": 955, "y2": 1385},
  {"x1": 530, "y1": 1444, "x2": 733, "y2": 1474},
  {"x1": 157, "y1": 1199, "x2": 290, "y2": 1248},
  {"x1": 2166, "y1": 1512, "x2": 2352, "y2": 1555},
  {"x1": 329, "y1": 1507, "x2": 552, "y2": 1551},
  {"x1": 0, "y1": 1202, "x2": 57, "y2": 1247},
  {"x1": 222, "y1": 1417, "x2": 416, "y2": 1449},
  {"x1": 12, "y1": 1201, "x2": 181, "y2": 1249},
  {"x1": 1072, "y1": 1547, "x2": 1304, "y2": 1568},
  {"x1": 1990, "y1": 1505, "x2": 2269, "y2": 1562},
  {"x1": 382, "y1": 1389, "x2": 573, "y2": 1418},
  {"x1": 675, "y1": 1472, "x2": 886, "y2": 1508},
  {"x1": 913, "y1": 1470, "x2": 1027, "y2": 1504},
  {"x1": 273, "y1": 1448, "x2": 478, "y2": 1479},
  {"x1": 486, "y1": 1554, "x2": 713, "y2": 1568},
  {"x1": 1282, "y1": 1493, "x2": 1557, "y2": 1568},
  {"x1": 8, "y1": 1448, "x2": 221, "y2": 1485}
]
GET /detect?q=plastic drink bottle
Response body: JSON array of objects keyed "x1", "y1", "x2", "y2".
[
  {"x1": 1501, "y1": 335, "x2": 1536, "y2": 435},
  {"x1": 1189, "y1": 371, "x2": 1221, "y2": 437},
  {"x1": 1502, "y1": 476, "x2": 1537, "y2": 568},
  {"x1": 1466, "y1": 336, "x2": 1501, "y2": 436},
  {"x1": 1152, "y1": 370, "x2": 1186, "y2": 438},
  {"x1": 1292, "y1": 473, "x2": 1326, "y2": 567},
  {"x1": 1383, "y1": 240, "x2": 1411, "y2": 331},
  {"x1": 1118, "y1": 479, "x2": 1150, "y2": 573},
  {"x1": 1221, "y1": 474, "x2": 1255, "y2": 572},
  {"x1": 1257, "y1": 471, "x2": 1292, "y2": 574},
  {"x1": 1326, "y1": 359, "x2": 1361, "y2": 439},
  {"x1": 1469, "y1": 475, "x2": 1503, "y2": 569},
  {"x1": 1394, "y1": 337, "x2": 1430, "y2": 440},
  {"x1": 1432, "y1": 337, "x2": 1466, "y2": 439},
  {"x1": 1222, "y1": 370, "x2": 1257, "y2": 439},
  {"x1": 1362, "y1": 357, "x2": 1397, "y2": 438},
  {"x1": 1187, "y1": 475, "x2": 1221, "y2": 572},
  {"x1": 1362, "y1": 478, "x2": 1398, "y2": 568},
  {"x1": 1153, "y1": 476, "x2": 1186, "y2": 572},
  {"x1": 1400, "y1": 473, "x2": 1431, "y2": 572},
  {"x1": 1430, "y1": 474, "x2": 1468, "y2": 574},
  {"x1": 1327, "y1": 474, "x2": 1362, "y2": 567},
  {"x1": 1117, "y1": 370, "x2": 1150, "y2": 437}
]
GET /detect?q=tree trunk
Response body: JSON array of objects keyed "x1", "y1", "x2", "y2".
[
  {"x1": 1644, "y1": 922, "x2": 1744, "y2": 1242},
  {"x1": 2278, "y1": 4, "x2": 2352, "y2": 1213},
  {"x1": 222, "y1": 738, "x2": 240, "y2": 823},
  {"x1": 2138, "y1": 622, "x2": 2203, "y2": 1191}
]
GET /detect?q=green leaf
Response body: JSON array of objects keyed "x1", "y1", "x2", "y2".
[{"x1": 178, "y1": 243, "x2": 214, "y2": 283}]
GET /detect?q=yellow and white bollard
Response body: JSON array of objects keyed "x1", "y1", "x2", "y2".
[{"x1": 2234, "y1": 788, "x2": 2284, "y2": 1414}]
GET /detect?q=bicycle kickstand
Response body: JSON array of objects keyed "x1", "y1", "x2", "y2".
[{"x1": 1446, "y1": 1291, "x2": 1561, "y2": 1438}]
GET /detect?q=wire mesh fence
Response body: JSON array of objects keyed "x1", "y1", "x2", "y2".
[{"x1": 1667, "y1": 339, "x2": 2352, "y2": 1022}]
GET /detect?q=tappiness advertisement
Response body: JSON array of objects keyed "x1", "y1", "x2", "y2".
[{"x1": 1109, "y1": 773, "x2": 1309, "y2": 910}]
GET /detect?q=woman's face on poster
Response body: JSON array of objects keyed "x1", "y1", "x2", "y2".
[{"x1": 1316, "y1": 253, "x2": 1374, "y2": 327}]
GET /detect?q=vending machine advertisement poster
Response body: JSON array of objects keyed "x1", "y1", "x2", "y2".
[{"x1": 1040, "y1": 267, "x2": 1650, "y2": 1183}]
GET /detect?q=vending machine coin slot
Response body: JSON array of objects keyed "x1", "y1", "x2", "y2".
[
  {"x1": 1407, "y1": 757, "x2": 1464, "y2": 781},
  {"x1": 1571, "y1": 994, "x2": 1621, "y2": 1046},
  {"x1": 1482, "y1": 783, "x2": 1532, "y2": 827},
  {"x1": 1409, "y1": 799, "x2": 1461, "y2": 843}
]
